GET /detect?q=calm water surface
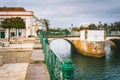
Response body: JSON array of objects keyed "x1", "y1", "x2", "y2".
[{"x1": 50, "y1": 40, "x2": 120, "y2": 80}]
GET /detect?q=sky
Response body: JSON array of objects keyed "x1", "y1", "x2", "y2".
[{"x1": 0, "y1": 0, "x2": 120, "y2": 28}]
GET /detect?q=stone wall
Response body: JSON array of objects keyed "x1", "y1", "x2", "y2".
[
  {"x1": 0, "y1": 51, "x2": 32, "y2": 63},
  {"x1": 73, "y1": 40, "x2": 106, "y2": 58}
]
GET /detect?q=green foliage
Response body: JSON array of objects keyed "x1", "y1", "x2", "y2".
[
  {"x1": 12, "y1": 17, "x2": 25, "y2": 29},
  {"x1": 72, "y1": 26, "x2": 88, "y2": 31},
  {"x1": 1, "y1": 18, "x2": 13, "y2": 29},
  {"x1": 40, "y1": 18, "x2": 50, "y2": 31},
  {"x1": 113, "y1": 21, "x2": 120, "y2": 31},
  {"x1": 45, "y1": 28, "x2": 70, "y2": 36},
  {"x1": 88, "y1": 23, "x2": 97, "y2": 30},
  {"x1": 1, "y1": 17, "x2": 25, "y2": 29},
  {"x1": 0, "y1": 17, "x2": 25, "y2": 40}
]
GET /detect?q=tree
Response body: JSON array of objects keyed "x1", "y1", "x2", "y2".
[
  {"x1": 0, "y1": 17, "x2": 25, "y2": 41},
  {"x1": 103, "y1": 23, "x2": 108, "y2": 31},
  {"x1": 11, "y1": 17, "x2": 25, "y2": 29},
  {"x1": 88, "y1": 23, "x2": 97, "y2": 30},
  {"x1": 40, "y1": 18, "x2": 50, "y2": 32},
  {"x1": 114, "y1": 21, "x2": 120, "y2": 31},
  {"x1": 11, "y1": 17, "x2": 25, "y2": 36},
  {"x1": 1, "y1": 18, "x2": 13, "y2": 41},
  {"x1": 110, "y1": 23, "x2": 114, "y2": 31}
]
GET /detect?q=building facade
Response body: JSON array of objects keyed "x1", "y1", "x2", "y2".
[{"x1": 0, "y1": 7, "x2": 41, "y2": 38}]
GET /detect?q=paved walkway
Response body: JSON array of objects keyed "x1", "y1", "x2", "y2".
[
  {"x1": 0, "y1": 37, "x2": 50, "y2": 80},
  {"x1": 25, "y1": 37, "x2": 50, "y2": 80},
  {"x1": 0, "y1": 63, "x2": 28, "y2": 80},
  {"x1": 31, "y1": 50, "x2": 44, "y2": 62},
  {"x1": 25, "y1": 64, "x2": 49, "y2": 80}
]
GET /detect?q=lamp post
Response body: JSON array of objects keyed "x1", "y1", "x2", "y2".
[{"x1": 71, "y1": 24, "x2": 73, "y2": 35}]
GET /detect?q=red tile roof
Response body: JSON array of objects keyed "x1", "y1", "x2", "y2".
[{"x1": 0, "y1": 6, "x2": 26, "y2": 11}]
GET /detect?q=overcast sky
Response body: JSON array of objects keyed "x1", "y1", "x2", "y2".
[{"x1": 0, "y1": 0, "x2": 120, "y2": 28}]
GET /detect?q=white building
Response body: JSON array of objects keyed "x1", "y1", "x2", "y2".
[{"x1": 0, "y1": 6, "x2": 41, "y2": 38}]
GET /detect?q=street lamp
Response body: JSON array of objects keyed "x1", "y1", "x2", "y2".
[{"x1": 71, "y1": 24, "x2": 73, "y2": 35}]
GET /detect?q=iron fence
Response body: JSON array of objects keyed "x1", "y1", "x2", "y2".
[{"x1": 39, "y1": 31, "x2": 75, "y2": 80}]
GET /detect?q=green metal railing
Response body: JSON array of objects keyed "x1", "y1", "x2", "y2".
[{"x1": 39, "y1": 31, "x2": 75, "y2": 80}]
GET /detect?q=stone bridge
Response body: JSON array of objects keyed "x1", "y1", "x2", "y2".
[
  {"x1": 109, "y1": 38, "x2": 120, "y2": 49},
  {"x1": 44, "y1": 30, "x2": 120, "y2": 58},
  {"x1": 46, "y1": 36, "x2": 106, "y2": 58},
  {"x1": 47, "y1": 37, "x2": 80, "y2": 42}
]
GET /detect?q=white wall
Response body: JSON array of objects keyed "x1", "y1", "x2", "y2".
[
  {"x1": 80, "y1": 30, "x2": 105, "y2": 41},
  {"x1": 80, "y1": 30, "x2": 85, "y2": 40},
  {"x1": 87, "y1": 30, "x2": 105, "y2": 41}
]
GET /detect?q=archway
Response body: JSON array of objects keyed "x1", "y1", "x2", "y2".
[{"x1": 49, "y1": 39, "x2": 72, "y2": 59}]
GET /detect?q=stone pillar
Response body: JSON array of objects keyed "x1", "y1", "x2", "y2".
[
  {"x1": 16, "y1": 29, "x2": 19, "y2": 37},
  {"x1": 6, "y1": 29, "x2": 9, "y2": 38},
  {"x1": 0, "y1": 56, "x2": 3, "y2": 66}
]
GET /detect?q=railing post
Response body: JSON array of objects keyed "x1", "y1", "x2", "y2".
[
  {"x1": 43, "y1": 38, "x2": 49, "y2": 64},
  {"x1": 62, "y1": 59, "x2": 75, "y2": 80},
  {"x1": 44, "y1": 38, "x2": 49, "y2": 44},
  {"x1": 39, "y1": 31, "x2": 44, "y2": 43}
]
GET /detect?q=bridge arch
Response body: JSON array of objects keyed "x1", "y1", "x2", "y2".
[
  {"x1": 49, "y1": 38, "x2": 73, "y2": 49},
  {"x1": 110, "y1": 38, "x2": 120, "y2": 49},
  {"x1": 106, "y1": 37, "x2": 120, "y2": 49},
  {"x1": 49, "y1": 39, "x2": 73, "y2": 58},
  {"x1": 48, "y1": 38, "x2": 76, "y2": 50}
]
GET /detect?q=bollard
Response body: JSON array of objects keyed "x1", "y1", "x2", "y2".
[{"x1": 62, "y1": 59, "x2": 75, "y2": 80}]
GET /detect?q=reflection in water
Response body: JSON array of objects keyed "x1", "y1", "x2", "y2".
[
  {"x1": 49, "y1": 39, "x2": 71, "y2": 59},
  {"x1": 50, "y1": 40, "x2": 120, "y2": 80}
]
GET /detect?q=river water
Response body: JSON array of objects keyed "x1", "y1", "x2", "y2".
[{"x1": 50, "y1": 39, "x2": 120, "y2": 80}]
